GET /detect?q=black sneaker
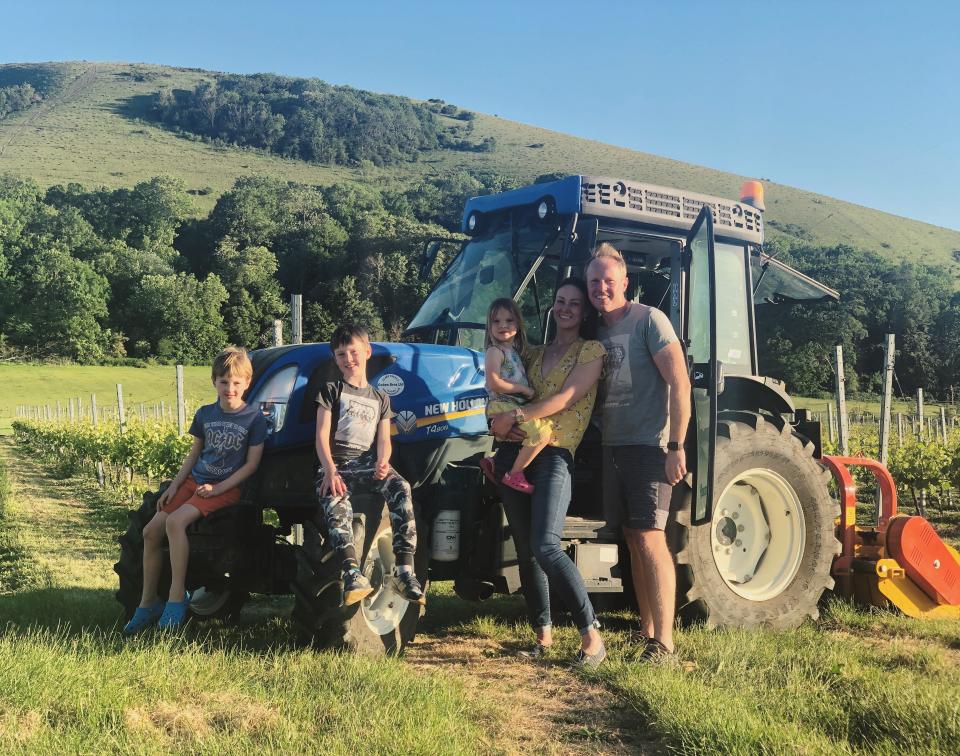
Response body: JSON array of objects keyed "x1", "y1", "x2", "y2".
[
  {"x1": 389, "y1": 569, "x2": 426, "y2": 605},
  {"x1": 518, "y1": 642, "x2": 551, "y2": 660},
  {"x1": 342, "y1": 569, "x2": 373, "y2": 606}
]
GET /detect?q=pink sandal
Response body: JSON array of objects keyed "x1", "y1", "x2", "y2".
[{"x1": 502, "y1": 471, "x2": 534, "y2": 494}]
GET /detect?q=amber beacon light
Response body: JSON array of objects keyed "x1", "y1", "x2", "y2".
[{"x1": 739, "y1": 180, "x2": 766, "y2": 212}]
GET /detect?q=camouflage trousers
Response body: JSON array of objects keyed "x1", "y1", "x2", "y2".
[{"x1": 315, "y1": 451, "x2": 417, "y2": 570}]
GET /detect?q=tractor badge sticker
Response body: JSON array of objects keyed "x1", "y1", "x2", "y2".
[
  {"x1": 377, "y1": 374, "x2": 405, "y2": 396},
  {"x1": 395, "y1": 410, "x2": 418, "y2": 435}
]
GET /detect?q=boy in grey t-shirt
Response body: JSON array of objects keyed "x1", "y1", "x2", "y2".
[{"x1": 315, "y1": 323, "x2": 424, "y2": 607}]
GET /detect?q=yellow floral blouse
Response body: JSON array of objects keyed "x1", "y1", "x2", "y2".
[{"x1": 525, "y1": 339, "x2": 606, "y2": 453}]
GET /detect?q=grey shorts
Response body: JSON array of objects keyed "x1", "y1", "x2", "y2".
[{"x1": 603, "y1": 445, "x2": 672, "y2": 531}]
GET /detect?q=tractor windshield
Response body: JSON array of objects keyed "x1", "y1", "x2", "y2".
[{"x1": 406, "y1": 210, "x2": 561, "y2": 347}]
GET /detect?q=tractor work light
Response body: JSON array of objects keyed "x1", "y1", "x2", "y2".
[
  {"x1": 740, "y1": 180, "x2": 766, "y2": 212},
  {"x1": 537, "y1": 200, "x2": 550, "y2": 220},
  {"x1": 467, "y1": 212, "x2": 479, "y2": 234}
]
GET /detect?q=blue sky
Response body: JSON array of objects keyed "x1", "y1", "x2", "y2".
[{"x1": 4, "y1": 1, "x2": 958, "y2": 230}]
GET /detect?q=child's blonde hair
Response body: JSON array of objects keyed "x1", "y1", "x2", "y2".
[
  {"x1": 212, "y1": 346, "x2": 253, "y2": 381},
  {"x1": 485, "y1": 298, "x2": 528, "y2": 354}
]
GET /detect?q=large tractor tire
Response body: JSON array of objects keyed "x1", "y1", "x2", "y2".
[
  {"x1": 291, "y1": 506, "x2": 428, "y2": 654},
  {"x1": 114, "y1": 487, "x2": 248, "y2": 622},
  {"x1": 668, "y1": 412, "x2": 840, "y2": 629}
]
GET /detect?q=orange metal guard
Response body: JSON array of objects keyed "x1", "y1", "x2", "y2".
[{"x1": 820, "y1": 455, "x2": 898, "y2": 579}]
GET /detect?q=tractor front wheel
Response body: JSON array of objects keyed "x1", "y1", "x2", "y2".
[
  {"x1": 291, "y1": 507, "x2": 428, "y2": 654},
  {"x1": 668, "y1": 412, "x2": 840, "y2": 629}
]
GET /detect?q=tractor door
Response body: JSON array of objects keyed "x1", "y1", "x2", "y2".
[{"x1": 685, "y1": 207, "x2": 718, "y2": 526}]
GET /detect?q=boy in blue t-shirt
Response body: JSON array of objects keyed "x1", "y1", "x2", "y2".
[{"x1": 124, "y1": 346, "x2": 268, "y2": 633}]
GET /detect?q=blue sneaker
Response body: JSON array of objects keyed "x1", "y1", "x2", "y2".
[
  {"x1": 123, "y1": 600, "x2": 164, "y2": 634},
  {"x1": 157, "y1": 591, "x2": 192, "y2": 629}
]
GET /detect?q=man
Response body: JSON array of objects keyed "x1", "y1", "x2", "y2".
[{"x1": 588, "y1": 243, "x2": 690, "y2": 660}]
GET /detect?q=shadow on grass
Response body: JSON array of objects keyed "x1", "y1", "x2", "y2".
[{"x1": 0, "y1": 586, "x2": 311, "y2": 655}]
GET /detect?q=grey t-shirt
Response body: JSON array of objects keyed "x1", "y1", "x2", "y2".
[
  {"x1": 189, "y1": 402, "x2": 268, "y2": 484},
  {"x1": 317, "y1": 380, "x2": 393, "y2": 462},
  {"x1": 598, "y1": 303, "x2": 679, "y2": 447}
]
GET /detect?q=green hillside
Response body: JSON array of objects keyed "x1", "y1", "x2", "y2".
[{"x1": 2, "y1": 61, "x2": 958, "y2": 276}]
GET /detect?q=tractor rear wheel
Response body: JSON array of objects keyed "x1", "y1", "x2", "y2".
[
  {"x1": 291, "y1": 508, "x2": 428, "y2": 654},
  {"x1": 668, "y1": 412, "x2": 840, "y2": 629}
]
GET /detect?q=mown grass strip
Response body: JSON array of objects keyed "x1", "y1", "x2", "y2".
[
  {"x1": 587, "y1": 615, "x2": 960, "y2": 755},
  {"x1": 0, "y1": 627, "x2": 488, "y2": 754}
]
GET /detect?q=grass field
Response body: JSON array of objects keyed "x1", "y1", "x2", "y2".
[
  {"x1": 2, "y1": 61, "x2": 959, "y2": 279},
  {"x1": 2, "y1": 425, "x2": 960, "y2": 752},
  {"x1": 0, "y1": 365, "x2": 212, "y2": 435}
]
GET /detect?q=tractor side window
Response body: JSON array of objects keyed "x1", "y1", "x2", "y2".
[{"x1": 714, "y1": 242, "x2": 752, "y2": 372}]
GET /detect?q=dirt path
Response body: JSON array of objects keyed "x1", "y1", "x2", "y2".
[{"x1": 407, "y1": 634, "x2": 657, "y2": 755}]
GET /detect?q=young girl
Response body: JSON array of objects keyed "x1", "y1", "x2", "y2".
[{"x1": 480, "y1": 298, "x2": 552, "y2": 494}]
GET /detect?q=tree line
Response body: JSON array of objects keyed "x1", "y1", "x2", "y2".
[
  {"x1": 1, "y1": 169, "x2": 958, "y2": 399},
  {"x1": 151, "y1": 73, "x2": 467, "y2": 167},
  {"x1": 0, "y1": 83, "x2": 40, "y2": 120}
]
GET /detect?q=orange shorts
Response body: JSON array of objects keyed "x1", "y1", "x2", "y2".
[{"x1": 160, "y1": 475, "x2": 242, "y2": 517}]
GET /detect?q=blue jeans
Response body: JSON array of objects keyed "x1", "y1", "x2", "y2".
[{"x1": 496, "y1": 444, "x2": 597, "y2": 634}]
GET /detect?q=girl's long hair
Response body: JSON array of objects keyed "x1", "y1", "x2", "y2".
[{"x1": 485, "y1": 297, "x2": 528, "y2": 355}]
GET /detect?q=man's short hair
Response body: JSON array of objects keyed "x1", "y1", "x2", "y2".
[
  {"x1": 330, "y1": 323, "x2": 370, "y2": 350},
  {"x1": 212, "y1": 346, "x2": 253, "y2": 381},
  {"x1": 589, "y1": 242, "x2": 627, "y2": 277}
]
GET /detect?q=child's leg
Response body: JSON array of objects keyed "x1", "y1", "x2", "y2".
[
  {"x1": 140, "y1": 511, "x2": 169, "y2": 606},
  {"x1": 165, "y1": 504, "x2": 203, "y2": 602},
  {"x1": 509, "y1": 435, "x2": 552, "y2": 474},
  {"x1": 509, "y1": 421, "x2": 553, "y2": 475},
  {"x1": 377, "y1": 470, "x2": 417, "y2": 568},
  {"x1": 321, "y1": 493, "x2": 358, "y2": 570}
]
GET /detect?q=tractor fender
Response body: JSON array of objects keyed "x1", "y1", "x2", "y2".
[{"x1": 717, "y1": 375, "x2": 795, "y2": 417}]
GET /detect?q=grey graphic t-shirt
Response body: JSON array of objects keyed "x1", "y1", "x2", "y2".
[
  {"x1": 598, "y1": 303, "x2": 679, "y2": 447},
  {"x1": 189, "y1": 402, "x2": 268, "y2": 484},
  {"x1": 317, "y1": 380, "x2": 393, "y2": 462}
]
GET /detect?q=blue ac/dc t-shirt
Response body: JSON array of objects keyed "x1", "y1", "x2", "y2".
[{"x1": 189, "y1": 402, "x2": 268, "y2": 484}]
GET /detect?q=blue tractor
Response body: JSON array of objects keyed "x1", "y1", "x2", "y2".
[{"x1": 116, "y1": 175, "x2": 842, "y2": 652}]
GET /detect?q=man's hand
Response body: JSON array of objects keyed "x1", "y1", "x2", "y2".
[
  {"x1": 320, "y1": 468, "x2": 347, "y2": 498},
  {"x1": 519, "y1": 386, "x2": 535, "y2": 400},
  {"x1": 373, "y1": 458, "x2": 390, "y2": 480},
  {"x1": 665, "y1": 449, "x2": 687, "y2": 486},
  {"x1": 157, "y1": 483, "x2": 178, "y2": 510}
]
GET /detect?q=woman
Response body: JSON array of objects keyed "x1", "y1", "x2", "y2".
[{"x1": 489, "y1": 277, "x2": 606, "y2": 667}]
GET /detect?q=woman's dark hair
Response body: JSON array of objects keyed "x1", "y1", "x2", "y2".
[{"x1": 554, "y1": 276, "x2": 598, "y2": 340}]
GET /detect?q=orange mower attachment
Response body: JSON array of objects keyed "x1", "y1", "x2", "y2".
[{"x1": 822, "y1": 454, "x2": 960, "y2": 619}]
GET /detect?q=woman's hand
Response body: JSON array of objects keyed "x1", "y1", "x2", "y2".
[
  {"x1": 490, "y1": 411, "x2": 525, "y2": 441},
  {"x1": 157, "y1": 483, "x2": 177, "y2": 511}
]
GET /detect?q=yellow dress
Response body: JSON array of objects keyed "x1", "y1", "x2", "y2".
[{"x1": 525, "y1": 339, "x2": 606, "y2": 453}]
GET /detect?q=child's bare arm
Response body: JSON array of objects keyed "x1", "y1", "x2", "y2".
[
  {"x1": 316, "y1": 405, "x2": 346, "y2": 497},
  {"x1": 202, "y1": 443, "x2": 264, "y2": 497},
  {"x1": 374, "y1": 417, "x2": 392, "y2": 480},
  {"x1": 484, "y1": 347, "x2": 534, "y2": 397},
  {"x1": 158, "y1": 437, "x2": 203, "y2": 507}
]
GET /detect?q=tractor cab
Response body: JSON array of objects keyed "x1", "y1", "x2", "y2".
[{"x1": 406, "y1": 175, "x2": 838, "y2": 522}]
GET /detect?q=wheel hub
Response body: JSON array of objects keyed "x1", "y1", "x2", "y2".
[
  {"x1": 360, "y1": 529, "x2": 407, "y2": 635},
  {"x1": 711, "y1": 468, "x2": 805, "y2": 601}
]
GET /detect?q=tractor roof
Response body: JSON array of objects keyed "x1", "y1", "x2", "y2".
[{"x1": 462, "y1": 175, "x2": 764, "y2": 245}]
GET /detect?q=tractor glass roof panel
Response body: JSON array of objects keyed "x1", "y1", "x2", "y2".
[
  {"x1": 752, "y1": 254, "x2": 839, "y2": 304},
  {"x1": 407, "y1": 211, "x2": 560, "y2": 332}
]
